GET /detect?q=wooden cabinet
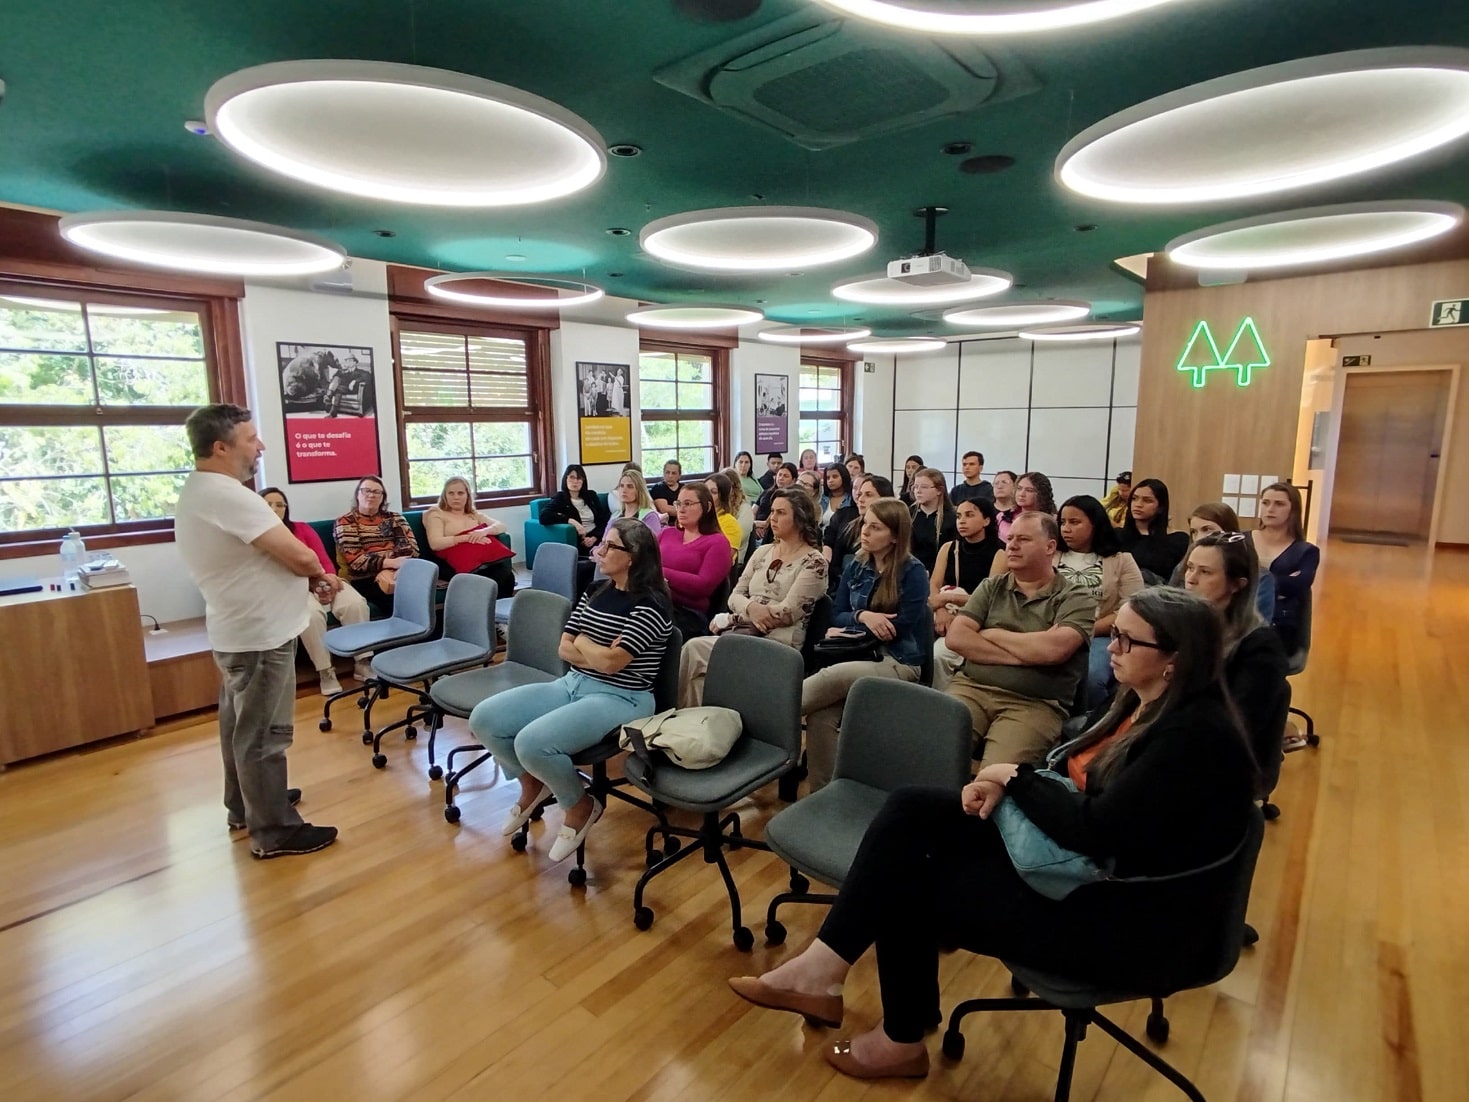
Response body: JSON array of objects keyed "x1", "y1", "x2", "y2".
[{"x1": 0, "y1": 585, "x2": 153, "y2": 766}]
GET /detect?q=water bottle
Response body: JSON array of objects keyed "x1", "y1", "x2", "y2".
[{"x1": 59, "y1": 529, "x2": 86, "y2": 589}]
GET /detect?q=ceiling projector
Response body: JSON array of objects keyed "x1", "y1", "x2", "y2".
[{"x1": 887, "y1": 252, "x2": 971, "y2": 286}]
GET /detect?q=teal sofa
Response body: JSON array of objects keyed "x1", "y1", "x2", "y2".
[{"x1": 523, "y1": 492, "x2": 610, "y2": 566}]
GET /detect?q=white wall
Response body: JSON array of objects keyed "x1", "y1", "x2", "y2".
[
  {"x1": 731, "y1": 340, "x2": 799, "y2": 456},
  {"x1": 854, "y1": 356, "x2": 895, "y2": 477}
]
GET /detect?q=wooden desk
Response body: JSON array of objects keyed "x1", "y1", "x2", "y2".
[{"x1": 0, "y1": 585, "x2": 153, "y2": 766}]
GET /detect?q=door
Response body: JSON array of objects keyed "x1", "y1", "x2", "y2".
[{"x1": 1330, "y1": 370, "x2": 1450, "y2": 540}]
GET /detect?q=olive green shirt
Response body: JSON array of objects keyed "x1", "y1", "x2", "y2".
[{"x1": 954, "y1": 571, "x2": 1096, "y2": 710}]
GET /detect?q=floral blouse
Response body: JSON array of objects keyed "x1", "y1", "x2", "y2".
[{"x1": 727, "y1": 543, "x2": 828, "y2": 650}]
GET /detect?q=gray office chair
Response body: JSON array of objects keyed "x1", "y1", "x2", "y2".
[
  {"x1": 762, "y1": 678, "x2": 972, "y2": 943},
  {"x1": 494, "y1": 542, "x2": 577, "y2": 628},
  {"x1": 942, "y1": 807, "x2": 1267, "y2": 1102},
  {"x1": 319, "y1": 558, "x2": 439, "y2": 743},
  {"x1": 363, "y1": 573, "x2": 497, "y2": 769},
  {"x1": 1285, "y1": 588, "x2": 1319, "y2": 747},
  {"x1": 428, "y1": 588, "x2": 571, "y2": 815},
  {"x1": 624, "y1": 634, "x2": 804, "y2": 950}
]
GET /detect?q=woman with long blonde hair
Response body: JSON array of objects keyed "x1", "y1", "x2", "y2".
[{"x1": 424, "y1": 474, "x2": 515, "y2": 595}]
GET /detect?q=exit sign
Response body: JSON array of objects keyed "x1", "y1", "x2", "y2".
[{"x1": 1430, "y1": 298, "x2": 1469, "y2": 327}]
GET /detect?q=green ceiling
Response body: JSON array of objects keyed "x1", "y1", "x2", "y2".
[{"x1": 4, "y1": 0, "x2": 1469, "y2": 333}]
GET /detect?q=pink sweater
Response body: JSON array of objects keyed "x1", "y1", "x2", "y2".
[
  {"x1": 658, "y1": 528, "x2": 729, "y2": 613},
  {"x1": 291, "y1": 520, "x2": 335, "y2": 574}
]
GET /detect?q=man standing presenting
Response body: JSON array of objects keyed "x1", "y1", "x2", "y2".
[
  {"x1": 174, "y1": 404, "x2": 339, "y2": 859},
  {"x1": 949, "y1": 450, "x2": 994, "y2": 507},
  {"x1": 944, "y1": 511, "x2": 1094, "y2": 768}
]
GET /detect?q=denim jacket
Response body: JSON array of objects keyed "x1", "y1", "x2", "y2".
[{"x1": 832, "y1": 554, "x2": 930, "y2": 667}]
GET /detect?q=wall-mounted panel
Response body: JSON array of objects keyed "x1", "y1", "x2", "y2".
[
  {"x1": 893, "y1": 409, "x2": 957, "y2": 475},
  {"x1": 1031, "y1": 342, "x2": 1114, "y2": 408},
  {"x1": 1112, "y1": 341, "x2": 1141, "y2": 406},
  {"x1": 1052, "y1": 477, "x2": 1110, "y2": 504},
  {"x1": 957, "y1": 408, "x2": 1029, "y2": 476},
  {"x1": 1109, "y1": 406, "x2": 1137, "y2": 476},
  {"x1": 893, "y1": 347, "x2": 959, "y2": 410},
  {"x1": 1026, "y1": 408, "x2": 1110, "y2": 480},
  {"x1": 959, "y1": 339, "x2": 1031, "y2": 409}
]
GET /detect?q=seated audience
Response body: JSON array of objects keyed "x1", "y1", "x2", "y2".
[
  {"x1": 758, "y1": 451, "x2": 783, "y2": 491},
  {"x1": 733, "y1": 451, "x2": 764, "y2": 504},
  {"x1": 468, "y1": 519, "x2": 672, "y2": 862},
  {"x1": 728, "y1": 587, "x2": 1254, "y2": 1082},
  {"x1": 824, "y1": 474, "x2": 890, "y2": 593},
  {"x1": 540, "y1": 464, "x2": 610, "y2": 594},
  {"x1": 1120, "y1": 477, "x2": 1189, "y2": 584},
  {"x1": 705, "y1": 471, "x2": 745, "y2": 563},
  {"x1": 908, "y1": 467, "x2": 958, "y2": 575},
  {"x1": 678, "y1": 489, "x2": 828, "y2": 706},
  {"x1": 649, "y1": 459, "x2": 683, "y2": 522},
  {"x1": 797, "y1": 468, "x2": 823, "y2": 508},
  {"x1": 261, "y1": 486, "x2": 372, "y2": 693},
  {"x1": 591, "y1": 470, "x2": 661, "y2": 573},
  {"x1": 1057, "y1": 495, "x2": 1145, "y2": 707},
  {"x1": 754, "y1": 461, "x2": 798, "y2": 544},
  {"x1": 992, "y1": 470, "x2": 1020, "y2": 542},
  {"x1": 819, "y1": 463, "x2": 855, "y2": 529},
  {"x1": 945, "y1": 512, "x2": 1095, "y2": 767},
  {"x1": 950, "y1": 450, "x2": 995, "y2": 508},
  {"x1": 898, "y1": 455, "x2": 924, "y2": 507},
  {"x1": 1168, "y1": 501, "x2": 1276, "y2": 621},
  {"x1": 425, "y1": 475, "x2": 516, "y2": 598},
  {"x1": 334, "y1": 475, "x2": 420, "y2": 616},
  {"x1": 1250, "y1": 481, "x2": 1319, "y2": 656},
  {"x1": 659, "y1": 482, "x2": 733, "y2": 640},
  {"x1": 1015, "y1": 470, "x2": 1056, "y2": 519},
  {"x1": 845, "y1": 453, "x2": 867, "y2": 484},
  {"x1": 798, "y1": 448, "x2": 820, "y2": 475},
  {"x1": 929, "y1": 497, "x2": 1004, "y2": 691},
  {"x1": 719, "y1": 466, "x2": 756, "y2": 566},
  {"x1": 1101, "y1": 470, "x2": 1132, "y2": 527},
  {"x1": 802, "y1": 499, "x2": 928, "y2": 792}
]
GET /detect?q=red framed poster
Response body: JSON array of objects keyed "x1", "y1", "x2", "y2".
[{"x1": 275, "y1": 341, "x2": 382, "y2": 483}]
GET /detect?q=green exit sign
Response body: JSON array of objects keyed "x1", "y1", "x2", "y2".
[{"x1": 1176, "y1": 317, "x2": 1271, "y2": 389}]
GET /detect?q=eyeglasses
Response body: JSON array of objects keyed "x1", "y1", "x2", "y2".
[
  {"x1": 603, "y1": 541, "x2": 628, "y2": 553},
  {"x1": 1109, "y1": 626, "x2": 1166, "y2": 654},
  {"x1": 358, "y1": 488, "x2": 384, "y2": 498},
  {"x1": 675, "y1": 500, "x2": 701, "y2": 508},
  {"x1": 765, "y1": 558, "x2": 784, "y2": 584}
]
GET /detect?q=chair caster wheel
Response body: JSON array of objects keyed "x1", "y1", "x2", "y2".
[
  {"x1": 664, "y1": 835, "x2": 681, "y2": 856},
  {"x1": 1306, "y1": 733, "x2": 1320, "y2": 747},
  {"x1": 568, "y1": 866, "x2": 587, "y2": 887},
  {"x1": 764, "y1": 920, "x2": 787, "y2": 945},
  {"x1": 510, "y1": 833, "x2": 528, "y2": 852},
  {"x1": 319, "y1": 720, "x2": 332, "y2": 732},
  {"x1": 733, "y1": 926, "x2": 754, "y2": 952},
  {"x1": 361, "y1": 732, "x2": 373, "y2": 745},
  {"x1": 1146, "y1": 1011, "x2": 1170, "y2": 1044},
  {"x1": 634, "y1": 906, "x2": 654, "y2": 931},
  {"x1": 428, "y1": 765, "x2": 443, "y2": 781},
  {"x1": 405, "y1": 726, "x2": 417, "y2": 741},
  {"x1": 942, "y1": 1030, "x2": 966, "y2": 1061},
  {"x1": 789, "y1": 873, "x2": 809, "y2": 895},
  {"x1": 1262, "y1": 801, "x2": 1280, "y2": 821},
  {"x1": 444, "y1": 805, "x2": 461, "y2": 824},
  {"x1": 1010, "y1": 975, "x2": 1030, "y2": 997},
  {"x1": 372, "y1": 753, "x2": 387, "y2": 769},
  {"x1": 357, "y1": 697, "x2": 369, "y2": 710}
]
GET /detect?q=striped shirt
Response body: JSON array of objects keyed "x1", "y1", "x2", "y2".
[{"x1": 564, "y1": 585, "x2": 673, "y2": 691}]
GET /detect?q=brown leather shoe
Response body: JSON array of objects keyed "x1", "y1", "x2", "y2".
[
  {"x1": 727, "y1": 976, "x2": 843, "y2": 1028},
  {"x1": 824, "y1": 1038, "x2": 930, "y2": 1080}
]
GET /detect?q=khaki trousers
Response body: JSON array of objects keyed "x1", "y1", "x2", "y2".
[
  {"x1": 944, "y1": 675, "x2": 1066, "y2": 769},
  {"x1": 801, "y1": 655, "x2": 921, "y2": 792}
]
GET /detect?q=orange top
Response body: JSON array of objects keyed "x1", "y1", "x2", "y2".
[{"x1": 1066, "y1": 715, "x2": 1134, "y2": 791}]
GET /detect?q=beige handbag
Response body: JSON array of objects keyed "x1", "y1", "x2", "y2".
[{"x1": 619, "y1": 706, "x2": 743, "y2": 770}]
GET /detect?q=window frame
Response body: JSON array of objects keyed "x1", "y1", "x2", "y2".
[
  {"x1": 637, "y1": 338, "x2": 730, "y2": 480},
  {"x1": 0, "y1": 278, "x2": 246, "y2": 559},
  {"x1": 798, "y1": 354, "x2": 854, "y2": 464},
  {"x1": 390, "y1": 313, "x2": 554, "y2": 510}
]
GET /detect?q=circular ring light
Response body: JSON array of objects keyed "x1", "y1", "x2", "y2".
[
  {"x1": 1057, "y1": 48, "x2": 1469, "y2": 205},
  {"x1": 424, "y1": 272, "x2": 604, "y2": 308},
  {"x1": 942, "y1": 300, "x2": 1091, "y2": 327},
  {"x1": 206, "y1": 60, "x2": 606, "y2": 206},
  {"x1": 847, "y1": 337, "x2": 947, "y2": 354},
  {"x1": 58, "y1": 211, "x2": 345, "y2": 277},
  {"x1": 1020, "y1": 322, "x2": 1141, "y2": 342},
  {"x1": 758, "y1": 325, "x2": 872, "y2": 344},
  {"x1": 1167, "y1": 201, "x2": 1464, "y2": 271},
  {"x1": 640, "y1": 207, "x2": 877, "y2": 271},
  {"x1": 832, "y1": 268, "x2": 1012, "y2": 306},
  {"x1": 812, "y1": 0, "x2": 1192, "y2": 35},
  {"x1": 626, "y1": 305, "x2": 764, "y2": 330}
]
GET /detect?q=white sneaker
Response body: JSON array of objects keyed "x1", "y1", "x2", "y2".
[
  {"x1": 353, "y1": 658, "x2": 373, "y2": 682},
  {"x1": 318, "y1": 669, "x2": 343, "y2": 697},
  {"x1": 548, "y1": 798, "x2": 604, "y2": 863}
]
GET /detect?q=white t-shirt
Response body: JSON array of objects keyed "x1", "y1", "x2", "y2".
[{"x1": 175, "y1": 471, "x2": 310, "y2": 653}]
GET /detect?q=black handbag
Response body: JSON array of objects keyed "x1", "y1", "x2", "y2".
[{"x1": 811, "y1": 629, "x2": 883, "y2": 668}]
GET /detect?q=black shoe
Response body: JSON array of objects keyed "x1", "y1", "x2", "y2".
[
  {"x1": 250, "y1": 823, "x2": 338, "y2": 859},
  {"x1": 229, "y1": 788, "x2": 302, "y2": 831}
]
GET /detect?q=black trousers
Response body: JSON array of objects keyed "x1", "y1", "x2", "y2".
[{"x1": 350, "y1": 577, "x2": 394, "y2": 619}]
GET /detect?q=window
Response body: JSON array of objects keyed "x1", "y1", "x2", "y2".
[
  {"x1": 0, "y1": 286, "x2": 218, "y2": 543},
  {"x1": 393, "y1": 318, "x2": 552, "y2": 505},
  {"x1": 799, "y1": 357, "x2": 851, "y2": 465},
  {"x1": 638, "y1": 342, "x2": 728, "y2": 476}
]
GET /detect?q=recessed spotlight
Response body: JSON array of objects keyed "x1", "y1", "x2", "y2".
[
  {"x1": 373, "y1": 229, "x2": 397, "y2": 238},
  {"x1": 626, "y1": 305, "x2": 764, "y2": 329},
  {"x1": 787, "y1": 271, "x2": 804, "y2": 277},
  {"x1": 640, "y1": 206, "x2": 877, "y2": 271},
  {"x1": 832, "y1": 269, "x2": 1012, "y2": 306},
  {"x1": 960, "y1": 154, "x2": 1016, "y2": 175},
  {"x1": 205, "y1": 60, "x2": 606, "y2": 206},
  {"x1": 1057, "y1": 47, "x2": 1469, "y2": 205},
  {"x1": 812, "y1": 0, "x2": 1194, "y2": 35},
  {"x1": 1075, "y1": 223, "x2": 1098, "y2": 232},
  {"x1": 942, "y1": 141, "x2": 974, "y2": 156},
  {"x1": 759, "y1": 325, "x2": 872, "y2": 344},
  {"x1": 184, "y1": 120, "x2": 210, "y2": 136},
  {"x1": 606, "y1": 227, "x2": 632, "y2": 236},
  {"x1": 846, "y1": 337, "x2": 947, "y2": 354},
  {"x1": 504, "y1": 254, "x2": 527, "y2": 262},
  {"x1": 1020, "y1": 322, "x2": 1141, "y2": 342},
  {"x1": 608, "y1": 272, "x2": 624, "y2": 277},
  {"x1": 943, "y1": 300, "x2": 1092, "y2": 328},
  {"x1": 58, "y1": 211, "x2": 345, "y2": 277},
  {"x1": 1167, "y1": 200, "x2": 1464, "y2": 270},
  {"x1": 608, "y1": 143, "x2": 643, "y2": 157}
]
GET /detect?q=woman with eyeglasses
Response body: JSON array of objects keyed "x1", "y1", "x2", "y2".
[
  {"x1": 658, "y1": 482, "x2": 734, "y2": 640},
  {"x1": 728, "y1": 587, "x2": 1254, "y2": 1081},
  {"x1": 1250, "y1": 482, "x2": 1319, "y2": 656},
  {"x1": 1057, "y1": 494, "x2": 1146, "y2": 708},
  {"x1": 802, "y1": 498, "x2": 929, "y2": 793},
  {"x1": 540, "y1": 463, "x2": 612, "y2": 592},
  {"x1": 908, "y1": 467, "x2": 958, "y2": 576},
  {"x1": 678, "y1": 489, "x2": 828, "y2": 707},
  {"x1": 333, "y1": 475, "x2": 420, "y2": 617},
  {"x1": 1120, "y1": 477, "x2": 1189, "y2": 585},
  {"x1": 991, "y1": 470, "x2": 1020, "y2": 542},
  {"x1": 469, "y1": 518, "x2": 673, "y2": 864}
]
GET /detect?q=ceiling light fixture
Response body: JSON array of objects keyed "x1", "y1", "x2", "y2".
[
  {"x1": 1166, "y1": 200, "x2": 1464, "y2": 271},
  {"x1": 206, "y1": 60, "x2": 606, "y2": 206},
  {"x1": 424, "y1": 273, "x2": 604, "y2": 309},
  {"x1": 811, "y1": 0, "x2": 1193, "y2": 35},
  {"x1": 1020, "y1": 322, "x2": 1141, "y2": 342},
  {"x1": 640, "y1": 207, "x2": 877, "y2": 271},
  {"x1": 58, "y1": 211, "x2": 345, "y2": 277},
  {"x1": 832, "y1": 269, "x2": 1013, "y2": 306},
  {"x1": 758, "y1": 325, "x2": 872, "y2": 344},
  {"x1": 626, "y1": 305, "x2": 764, "y2": 329},
  {"x1": 1058, "y1": 48, "x2": 1469, "y2": 205},
  {"x1": 942, "y1": 300, "x2": 1091, "y2": 327},
  {"x1": 846, "y1": 337, "x2": 947, "y2": 353}
]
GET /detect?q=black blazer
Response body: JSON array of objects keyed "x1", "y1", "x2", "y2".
[
  {"x1": 1225, "y1": 625, "x2": 1289, "y2": 774},
  {"x1": 539, "y1": 490, "x2": 611, "y2": 534}
]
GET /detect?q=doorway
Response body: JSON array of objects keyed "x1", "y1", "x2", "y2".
[{"x1": 1329, "y1": 369, "x2": 1451, "y2": 543}]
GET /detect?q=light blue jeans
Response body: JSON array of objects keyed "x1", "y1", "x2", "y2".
[
  {"x1": 1086, "y1": 636, "x2": 1115, "y2": 710},
  {"x1": 467, "y1": 669, "x2": 655, "y2": 809}
]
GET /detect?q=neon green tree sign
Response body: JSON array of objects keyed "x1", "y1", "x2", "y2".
[{"x1": 1176, "y1": 317, "x2": 1271, "y2": 388}]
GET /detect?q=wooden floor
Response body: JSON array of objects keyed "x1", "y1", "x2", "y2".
[{"x1": 1, "y1": 541, "x2": 1466, "y2": 1102}]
